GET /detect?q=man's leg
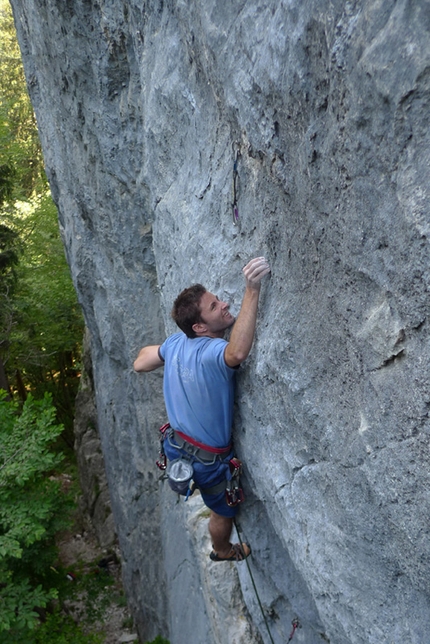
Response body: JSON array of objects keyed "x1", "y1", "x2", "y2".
[
  {"x1": 209, "y1": 511, "x2": 233, "y2": 558},
  {"x1": 209, "y1": 511, "x2": 251, "y2": 560}
]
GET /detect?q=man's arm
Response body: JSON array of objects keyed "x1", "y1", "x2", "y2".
[
  {"x1": 224, "y1": 257, "x2": 270, "y2": 368},
  {"x1": 133, "y1": 345, "x2": 164, "y2": 372}
]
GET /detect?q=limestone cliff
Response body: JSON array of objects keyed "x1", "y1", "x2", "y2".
[{"x1": 10, "y1": 1, "x2": 430, "y2": 642}]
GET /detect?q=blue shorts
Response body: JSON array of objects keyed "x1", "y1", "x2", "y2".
[{"x1": 163, "y1": 437, "x2": 238, "y2": 518}]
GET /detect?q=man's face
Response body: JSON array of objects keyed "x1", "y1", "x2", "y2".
[{"x1": 194, "y1": 291, "x2": 235, "y2": 337}]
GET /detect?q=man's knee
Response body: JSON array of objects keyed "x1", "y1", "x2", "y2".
[{"x1": 210, "y1": 510, "x2": 233, "y2": 524}]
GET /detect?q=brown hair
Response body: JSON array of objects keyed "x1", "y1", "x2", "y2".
[{"x1": 171, "y1": 284, "x2": 207, "y2": 338}]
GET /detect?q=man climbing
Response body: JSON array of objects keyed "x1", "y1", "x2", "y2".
[{"x1": 134, "y1": 256, "x2": 271, "y2": 561}]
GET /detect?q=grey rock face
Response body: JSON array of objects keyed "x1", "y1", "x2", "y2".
[
  {"x1": 73, "y1": 328, "x2": 116, "y2": 548},
  {"x1": 10, "y1": 0, "x2": 430, "y2": 642}
]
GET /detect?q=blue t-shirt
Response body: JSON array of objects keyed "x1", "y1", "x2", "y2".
[{"x1": 159, "y1": 332, "x2": 237, "y2": 448}]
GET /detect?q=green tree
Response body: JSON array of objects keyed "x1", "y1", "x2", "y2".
[
  {"x1": 0, "y1": 225, "x2": 18, "y2": 395},
  {"x1": 0, "y1": 0, "x2": 46, "y2": 200},
  {"x1": 7, "y1": 194, "x2": 84, "y2": 435},
  {"x1": 0, "y1": 221, "x2": 20, "y2": 395},
  {"x1": 0, "y1": 1, "x2": 84, "y2": 431},
  {"x1": 0, "y1": 391, "x2": 73, "y2": 636},
  {"x1": 0, "y1": 391, "x2": 108, "y2": 643},
  {"x1": 12, "y1": 609, "x2": 104, "y2": 644},
  {"x1": 0, "y1": 12, "x2": 108, "y2": 643}
]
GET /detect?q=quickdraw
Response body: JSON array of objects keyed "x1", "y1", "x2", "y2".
[
  {"x1": 156, "y1": 423, "x2": 170, "y2": 470},
  {"x1": 288, "y1": 617, "x2": 301, "y2": 642},
  {"x1": 226, "y1": 457, "x2": 245, "y2": 507},
  {"x1": 232, "y1": 142, "x2": 241, "y2": 225}
]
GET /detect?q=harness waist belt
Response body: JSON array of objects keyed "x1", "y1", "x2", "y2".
[
  {"x1": 172, "y1": 429, "x2": 231, "y2": 460},
  {"x1": 199, "y1": 480, "x2": 228, "y2": 495}
]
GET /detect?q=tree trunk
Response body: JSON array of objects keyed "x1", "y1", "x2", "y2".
[
  {"x1": 15, "y1": 368, "x2": 27, "y2": 401},
  {"x1": 0, "y1": 355, "x2": 11, "y2": 399}
]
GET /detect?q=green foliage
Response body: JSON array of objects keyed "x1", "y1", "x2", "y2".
[
  {"x1": 0, "y1": 0, "x2": 47, "y2": 201},
  {"x1": 0, "y1": 12, "x2": 113, "y2": 640},
  {"x1": 9, "y1": 195, "x2": 82, "y2": 363},
  {"x1": 0, "y1": 391, "x2": 63, "y2": 486},
  {"x1": 6, "y1": 194, "x2": 84, "y2": 433},
  {"x1": 7, "y1": 608, "x2": 104, "y2": 644},
  {"x1": 0, "y1": 16, "x2": 106, "y2": 644},
  {"x1": 0, "y1": 161, "x2": 15, "y2": 206},
  {"x1": 0, "y1": 2, "x2": 84, "y2": 426},
  {"x1": 66, "y1": 563, "x2": 116, "y2": 624},
  {"x1": 0, "y1": 0, "x2": 46, "y2": 340},
  {"x1": 0, "y1": 222, "x2": 19, "y2": 338},
  {"x1": 0, "y1": 579, "x2": 57, "y2": 634},
  {"x1": 145, "y1": 637, "x2": 170, "y2": 644},
  {"x1": 3, "y1": 555, "x2": 126, "y2": 643},
  {"x1": 0, "y1": 391, "x2": 74, "y2": 635},
  {"x1": 0, "y1": 222, "x2": 19, "y2": 271},
  {"x1": 0, "y1": 390, "x2": 128, "y2": 641},
  {"x1": 0, "y1": 197, "x2": 84, "y2": 436}
]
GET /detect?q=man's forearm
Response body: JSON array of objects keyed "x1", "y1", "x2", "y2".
[
  {"x1": 134, "y1": 345, "x2": 164, "y2": 372},
  {"x1": 224, "y1": 286, "x2": 261, "y2": 367},
  {"x1": 224, "y1": 256, "x2": 270, "y2": 368}
]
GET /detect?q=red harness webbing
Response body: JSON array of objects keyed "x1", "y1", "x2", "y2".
[{"x1": 173, "y1": 428, "x2": 231, "y2": 455}]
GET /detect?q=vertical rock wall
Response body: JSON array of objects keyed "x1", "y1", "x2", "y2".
[
  {"x1": 73, "y1": 328, "x2": 116, "y2": 549},
  {"x1": 10, "y1": 1, "x2": 430, "y2": 642}
]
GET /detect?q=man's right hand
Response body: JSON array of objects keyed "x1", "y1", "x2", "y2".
[
  {"x1": 224, "y1": 256, "x2": 271, "y2": 367},
  {"x1": 243, "y1": 256, "x2": 271, "y2": 289}
]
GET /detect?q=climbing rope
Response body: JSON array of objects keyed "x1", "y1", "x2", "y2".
[
  {"x1": 233, "y1": 518, "x2": 301, "y2": 643},
  {"x1": 234, "y1": 518, "x2": 275, "y2": 643},
  {"x1": 232, "y1": 142, "x2": 240, "y2": 225}
]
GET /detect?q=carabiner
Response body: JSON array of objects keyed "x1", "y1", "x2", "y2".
[
  {"x1": 229, "y1": 457, "x2": 242, "y2": 477},
  {"x1": 225, "y1": 479, "x2": 245, "y2": 507},
  {"x1": 156, "y1": 452, "x2": 167, "y2": 471}
]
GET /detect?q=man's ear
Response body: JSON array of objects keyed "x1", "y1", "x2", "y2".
[{"x1": 192, "y1": 321, "x2": 207, "y2": 335}]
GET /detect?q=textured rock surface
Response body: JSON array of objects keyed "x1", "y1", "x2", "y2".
[
  {"x1": 73, "y1": 328, "x2": 116, "y2": 548},
  {"x1": 10, "y1": 1, "x2": 430, "y2": 642}
]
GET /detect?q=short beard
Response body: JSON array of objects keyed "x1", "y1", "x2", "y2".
[{"x1": 223, "y1": 317, "x2": 235, "y2": 339}]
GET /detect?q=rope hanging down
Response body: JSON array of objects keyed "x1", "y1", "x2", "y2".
[{"x1": 233, "y1": 518, "x2": 301, "y2": 643}]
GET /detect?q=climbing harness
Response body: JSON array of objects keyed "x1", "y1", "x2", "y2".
[
  {"x1": 169, "y1": 427, "x2": 232, "y2": 463},
  {"x1": 156, "y1": 423, "x2": 244, "y2": 506},
  {"x1": 232, "y1": 142, "x2": 241, "y2": 225},
  {"x1": 234, "y1": 517, "x2": 301, "y2": 644}
]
